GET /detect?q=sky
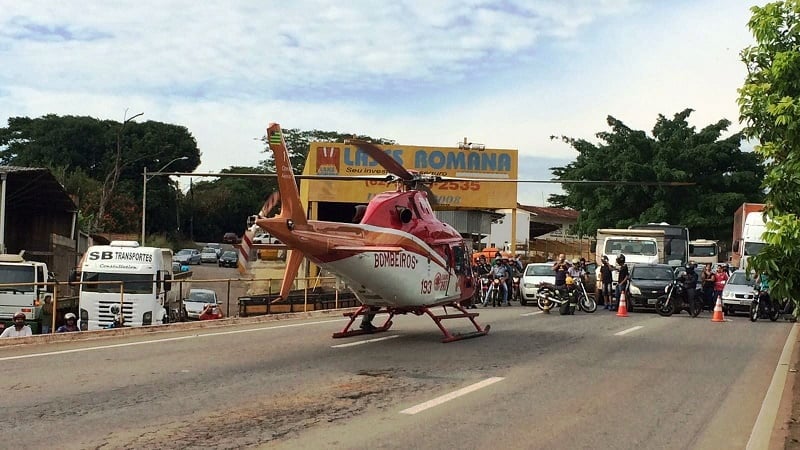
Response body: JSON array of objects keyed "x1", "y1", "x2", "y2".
[{"x1": 0, "y1": 0, "x2": 763, "y2": 205}]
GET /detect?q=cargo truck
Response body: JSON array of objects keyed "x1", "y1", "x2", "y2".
[
  {"x1": 595, "y1": 229, "x2": 666, "y2": 267},
  {"x1": 730, "y1": 203, "x2": 767, "y2": 270},
  {"x1": 77, "y1": 241, "x2": 177, "y2": 330}
]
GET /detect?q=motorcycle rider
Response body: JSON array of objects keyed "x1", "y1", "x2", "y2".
[
  {"x1": 486, "y1": 257, "x2": 510, "y2": 306},
  {"x1": 682, "y1": 262, "x2": 700, "y2": 315},
  {"x1": 567, "y1": 258, "x2": 585, "y2": 282},
  {"x1": 755, "y1": 272, "x2": 772, "y2": 314}
]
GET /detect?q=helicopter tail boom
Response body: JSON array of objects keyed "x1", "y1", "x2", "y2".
[{"x1": 267, "y1": 123, "x2": 308, "y2": 226}]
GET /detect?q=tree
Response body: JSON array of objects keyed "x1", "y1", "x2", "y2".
[
  {"x1": 738, "y1": 1, "x2": 800, "y2": 311},
  {"x1": 548, "y1": 109, "x2": 764, "y2": 243},
  {"x1": 0, "y1": 114, "x2": 200, "y2": 233}
]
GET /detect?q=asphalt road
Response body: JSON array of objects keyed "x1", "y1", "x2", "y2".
[{"x1": 0, "y1": 304, "x2": 794, "y2": 449}]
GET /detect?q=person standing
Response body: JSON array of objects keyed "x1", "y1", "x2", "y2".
[
  {"x1": 1, "y1": 312, "x2": 33, "y2": 338},
  {"x1": 713, "y1": 265, "x2": 729, "y2": 304},
  {"x1": 614, "y1": 254, "x2": 629, "y2": 311},
  {"x1": 701, "y1": 264, "x2": 716, "y2": 310},
  {"x1": 600, "y1": 256, "x2": 614, "y2": 309}
]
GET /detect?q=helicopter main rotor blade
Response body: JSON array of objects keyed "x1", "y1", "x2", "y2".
[
  {"x1": 160, "y1": 172, "x2": 693, "y2": 186},
  {"x1": 346, "y1": 140, "x2": 415, "y2": 181}
]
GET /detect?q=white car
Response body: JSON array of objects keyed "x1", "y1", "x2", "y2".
[
  {"x1": 721, "y1": 269, "x2": 756, "y2": 315},
  {"x1": 200, "y1": 247, "x2": 218, "y2": 263},
  {"x1": 521, "y1": 263, "x2": 555, "y2": 305},
  {"x1": 206, "y1": 242, "x2": 222, "y2": 257},
  {"x1": 184, "y1": 288, "x2": 219, "y2": 319},
  {"x1": 252, "y1": 232, "x2": 278, "y2": 244}
]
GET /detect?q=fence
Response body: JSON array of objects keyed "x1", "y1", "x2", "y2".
[{"x1": 524, "y1": 237, "x2": 596, "y2": 263}]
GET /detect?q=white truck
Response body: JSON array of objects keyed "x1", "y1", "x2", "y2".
[
  {"x1": 0, "y1": 253, "x2": 54, "y2": 333},
  {"x1": 77, "y1": 241, "x2": 177, "y2": 330},
  {"x1": 595, "y1": 229, "x2": 666, "y2": 267},
  {"x1": 731, "y1": 203, "x2": 767, "y2": 270},
  {"x1": 689, "y1": 239, "x2": 722, "y2": 265}
]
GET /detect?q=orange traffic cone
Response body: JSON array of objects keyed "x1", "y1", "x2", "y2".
[
  {"x1": 616, "y1": 290, "x2": 629, "y2": 317},
  {"x1": 711, "y1": 294, "x2": 725, "y2": 322}
]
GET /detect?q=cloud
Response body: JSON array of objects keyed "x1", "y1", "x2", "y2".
[{"x1": 0, "y1": 0, "x2": 762, "y2": 202}]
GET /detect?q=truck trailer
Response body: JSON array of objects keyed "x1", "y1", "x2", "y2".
[{"x1": 730, "y1": 203, "x2": 767, "y2": 270}]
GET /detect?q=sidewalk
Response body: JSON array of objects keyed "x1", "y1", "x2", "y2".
[{"x1": 774, "y1": 324, "x2": 800, "y2": 449}]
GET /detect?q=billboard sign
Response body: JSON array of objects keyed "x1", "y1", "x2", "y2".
[{"x1": 301, "y1": 143, "x2": 518, "y2": 209}]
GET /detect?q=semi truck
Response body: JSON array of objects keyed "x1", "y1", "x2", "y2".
[
  {"x1": 730, "y1": 203, "x2": 767, "y2": 270},
  {"x1": 77, "y1": 241, "x2": 177, "y2": 330}
]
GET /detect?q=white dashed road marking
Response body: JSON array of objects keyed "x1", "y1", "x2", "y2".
[
  {"x1": 614, "y1": 325, "x2": 644, "y2": 336},
  {"x1": 521, "y1": 311, "x2": 544, "y2": 317},
  {"x1": 400, "y1": 377, "x2": 505, "y2": 415},
  {"x1": 331, "y1": 335, "x2": 400, "y2": 348}
]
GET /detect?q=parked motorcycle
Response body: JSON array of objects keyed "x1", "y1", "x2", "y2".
[
  {"x1": 536, "y1": 278, "x2": 596, "y2": 315},
  {"x1": 750, "y1": 288, "x2": 781, "y2": 322},
  {"x1": 511, "y1": 275, "x2": 521, "y2": 303},
  {"x1": 655, "y1": 279, "x2": 703, "y2": 317}
]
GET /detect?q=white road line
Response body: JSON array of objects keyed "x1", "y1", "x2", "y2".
[
  {"x1": 400, "y1": 377, "x2": 504, "y2": 415},
  {"x1": 331, "y1": 335, "x2": 400, "y2": 348},
  {"x1": 747, "y1": 323, "x2": 799, "y2": 450},
  {"x1": 0, "y1": 318, "x2": 346, "y2": 362},
  {"x1": 521, "y1": 311, "x2": 544, "y2": 317},
  {"x1": 614, "y1": 325, "x2": 644, "y2": 336}
]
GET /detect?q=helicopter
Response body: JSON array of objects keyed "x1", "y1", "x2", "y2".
[{"x1": 255, "y1": 122, "x2": 692, "y2": 343}]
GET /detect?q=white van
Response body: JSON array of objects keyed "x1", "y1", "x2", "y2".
[{"x1": 77, "y1": 241, "x2": 176, "y2": 330}]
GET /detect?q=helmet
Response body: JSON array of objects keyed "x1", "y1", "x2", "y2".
[
  {"x1": 566, "y1": 276, "x2": 574, "y2": 285},
  {"x1": 616, "y1": 254, "x2": 626, "y2": 264},
  {"x1": 65, "y1": 312, "x2": 77, "y2": 320},
  {"x1": 685, "y1": 263, "x2": 695, "y2": 271},
  {"x1": 572, "y1": 258, "x2": 579, "y2": 265},
  {"x1": 601, "y1": 255, "x2": 609, "y2": 263},
  {"x1": 13, "y1": 312, "x2": 25, "y2": 320}
]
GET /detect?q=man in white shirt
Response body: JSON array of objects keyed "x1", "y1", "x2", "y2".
[{"x1": 1, "y1": 312, "x2": 33, "y2": 338}]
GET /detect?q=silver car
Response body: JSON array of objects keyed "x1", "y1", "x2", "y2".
[
  {"x1": 721, "y1": 269, "x2": 756, "y2": 315},
  {"x1": 184, "y1": 288, "x2": 219, "y2": 319},
  {"x1": 200, "y1": 247, "x2": 218, "y2": 263}
]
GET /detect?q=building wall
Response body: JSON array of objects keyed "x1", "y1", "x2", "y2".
[{"x1": 487, "y1": 209, "x2": 531, "y2": 250}]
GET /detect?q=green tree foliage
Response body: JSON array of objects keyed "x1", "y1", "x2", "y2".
[
  {"x1": 0, "y1": 114, "x2": 200, "y2": 233},
  {"x1": 184, "y1": 166, "x2": 276, "y2": 243},
  {"x1": 738, "y1": 1, "x2": 800, "y2": 309},
  {"x1": 548, "y1": 110, "x2": 764, "y2": 242}
]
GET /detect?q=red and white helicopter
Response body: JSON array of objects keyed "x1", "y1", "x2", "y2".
[{"x1": 255, "y1": 122, "x2": 690, "y2": 342}]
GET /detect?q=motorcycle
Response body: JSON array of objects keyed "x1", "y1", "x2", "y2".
[
  {"x1": 749, "y1": 288, "x2": 781, "y2": 322},
  {"x1": 536, "y1": 278, "x2": 596, "y2": 315},
  {"x1": 483, "y1": 276, "x2": 507, "y2": 307},
  {"x1": 655, "y1": 279, "x2": 703, "y2": 318},
  {"x1": 511, "y1": 275, "x2": 521, "y2": 303}
]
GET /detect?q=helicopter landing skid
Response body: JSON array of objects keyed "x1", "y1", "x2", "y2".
[
  {"x1": 333, "y1": 305, "x2": 394, "y2": 338},
  {"x1": 423, "y1": 302, "x2": 490, "y2": 343}
]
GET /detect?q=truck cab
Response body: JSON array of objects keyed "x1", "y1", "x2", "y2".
[{"x1": 0, "y1": 253, "x2": 53, "y2": 332}]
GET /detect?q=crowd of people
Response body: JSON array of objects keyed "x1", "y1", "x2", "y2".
[{"x1": 0, "y1": 311, "x2": 80, "y2": 338}]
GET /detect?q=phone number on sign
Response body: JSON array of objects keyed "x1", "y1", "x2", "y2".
[{"x1": 364, "y1": 180, "x2": 480, "y2": 191}]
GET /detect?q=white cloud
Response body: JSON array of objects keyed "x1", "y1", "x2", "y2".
[{"x1": 0, "y1": 0, "x2": 763, "y2": 203}]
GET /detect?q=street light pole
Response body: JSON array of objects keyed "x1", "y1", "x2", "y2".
[{"x1": 141, "y1": 156, "x2": 189, "y2": 246}]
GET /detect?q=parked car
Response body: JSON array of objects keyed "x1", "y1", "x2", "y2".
[
  {"x1": 200, "y1": 247, "x2": 218, "y2": 263},
  {"x1": 252, "y1": 232, "x2": 275, "y2": 244},
  {"x1": 218, "y1": 250, "x2": 239, "y2": 268},
  {"x1": 521, "y1": 263, "x2": 556, "y2": 305},
  {"x1": 628, "y1": 263, "x2": 674, "y2": 309},
  {"x1": 206, "y1": 242, "x2": 222, "y2": 257},
  {"x1": 173, "y1": 248, "x2": 201, "y2": 265},
  {"x1": 223, "y1": 232, "x2": 240, "y2": 244},
  {"x1": 184, "y1": 288, "x2": 219, "y2": 319},
  {"x1": 721, "y1": 269, "x2": 757, "y2": 315}
]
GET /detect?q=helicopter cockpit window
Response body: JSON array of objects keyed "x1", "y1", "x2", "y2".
[{"x1": 452, "y1": 246, "x2": 466, "y2": 274}]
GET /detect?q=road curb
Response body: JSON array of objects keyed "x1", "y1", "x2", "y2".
[
  {"x1": 747, "y1": 322, "x2": 799, "y2": 450},
  {"x1": 0, "y1": 307, "x2": 359, "y2": 349}
]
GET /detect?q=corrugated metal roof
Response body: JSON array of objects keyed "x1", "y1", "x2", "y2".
[
  {"x1": 0, "y1": 166, "x2": 77, "y2": 212},
  {"x1": 517, "y1": 204, "x2": 579, "y2": 221}
]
